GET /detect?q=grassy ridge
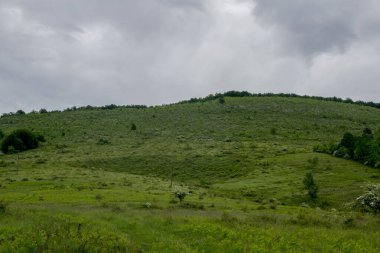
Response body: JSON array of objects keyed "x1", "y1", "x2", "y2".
[{"x1": 1, "y1": 96, "x2": 380, "y2": 252}]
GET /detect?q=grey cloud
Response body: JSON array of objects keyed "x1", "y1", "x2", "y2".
[
  {"x1": 253, "y1": 0, "x2": 365, "y2": 58},
  {"x1": 0, "y1": 0, "x2": 380, "y2": 114}
]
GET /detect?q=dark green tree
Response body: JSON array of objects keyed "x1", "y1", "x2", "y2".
[
  {"x1": 39, "y1": 108, "x2": 48, "y2": 114},
  {"x1": 1, "y1": 134, "x2": 24, "y2": 153},
  {"x1": 0, "y1": 129, "x2": 41, "y2": 154},
  {"x1": 340, "y1": 133, "x2": 355, "y2": 157},
  {"x1": 16, "y1": 110, "x2": 25, "y2": 115}
]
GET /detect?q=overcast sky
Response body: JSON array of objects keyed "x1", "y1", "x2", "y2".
[{"x1": 1, "y1": 0, "x2": 380, "y2": 113}]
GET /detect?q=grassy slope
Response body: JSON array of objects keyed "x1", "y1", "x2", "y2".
[{"x1": 1, "y1": 96, "x2": 380, "y2": 252}]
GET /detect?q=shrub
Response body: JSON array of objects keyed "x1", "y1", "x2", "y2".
[
  {"x1": 354, "y1": 184, "x2": 380, "y2": 213},
  {"x1": 0, "y1": 129, "x2": 4, "y2": 140},
  {"x1": 174, "y1": 191, "x2": 187, "y2": 204},
  {"x1": 131, "y1": 123, "x2": 137, "y2": 131},
  {"x1": 303, "y1": 172, "x2": 318, "y2": 199},
  {"x1": 1, "y1": 129, "x2": 42, "y2": 154},
  {"x1": 16, "y1": 110, "x2": 25, "y2": 115},
  {"x1": 142, "y1": 202, "x2": 152, "y2": 208},
  {"x1": 218, "y1": 97, "x2": 225, "y2": 104}
]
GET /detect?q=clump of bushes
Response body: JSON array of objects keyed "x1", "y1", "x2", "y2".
[
  {"x1": 315, "y1": 128, "x2": 380, "y2": 168},
  {"x1": 0, "y1": 129, "x2": 45, "y2": 154},
  {"x1": 354, "y1": 184, "x2": 380, "y2": 213}
]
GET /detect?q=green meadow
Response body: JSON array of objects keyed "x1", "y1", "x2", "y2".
[{"x1": 1, "y1": 96, "x2": 380, "y2": 252}]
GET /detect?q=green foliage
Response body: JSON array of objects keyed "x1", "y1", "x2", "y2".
[
  {"x1": 321, "y1": 128, "x2": 380, "y2": 168},
  {"x1": 174, "y1": 191, "x2": 187, "y2": 203},
  {"x1": 218, "y1": 96, "x2": 225, "y2": 104},
  {"x1": 354, "y1": 184, "x2": 380, "y2": 213},
  {"x1": 340, "y1": 133, "x2": 355, "y2": 157},
  {"x1": 303, "y1": 172, "x2": 318, "y2": 199},
  {"x1": 39, "y1": 108, "x2": 48, "y2": 114},
  {"x1": 131, "y1": 123, "x2": 137, "y2": 131},
  {"x1": 16, "y1": 110, "x2": 25, "y2": 115},
  {"x1": 0, "y1": 129, "x2": 42, "y2": 154},
  {"x1": 0, "y1": 129, "x2": 4, "y2": 140}
]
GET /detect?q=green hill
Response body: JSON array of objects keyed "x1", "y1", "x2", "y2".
[{"x1": 1, "y1": 95, "x2": 380, "y2": 252}]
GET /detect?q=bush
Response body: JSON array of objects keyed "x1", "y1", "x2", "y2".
[
  {"x1": 131, "y1": 123, "x2": 137, "y2": 131},
  {"x1": 354, "y1": 184, "x2": 380, "y2": 213},
  {"x1": 174, "y1": 191, "x2": 187, "y2": 204},
  {"x1": 1, "y1": 129, "x2": 42, "y2": 154},
  {"x1": 303, "y1": 172, "x2": 318, "y2": 199},
  {"x1": 0, "y1": 129, "x2": 4, "y2": 140}
]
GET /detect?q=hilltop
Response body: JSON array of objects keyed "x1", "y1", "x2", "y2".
[{"x1": 1, "y1": 94, "x2": 380, "y2": 252}]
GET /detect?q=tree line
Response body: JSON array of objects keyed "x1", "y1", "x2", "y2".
[
  {"x1": 179, "y1": 91, "x2": 380, "y2": 109},
  {"x1": 2, "y1": 91, "x2": 380, "y2": 118}
]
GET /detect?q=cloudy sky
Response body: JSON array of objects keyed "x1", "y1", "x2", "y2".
[{"x1": 1, "y1": 0, "x2": 380, "y2": 113}]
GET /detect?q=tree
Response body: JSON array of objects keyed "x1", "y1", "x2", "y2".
[
  {"x1": 218, "y1": 97, "x2": 225, "y2": 105},
  {"x1": 39, "y1": 108, "x2": 48, "y2": 114},
  {"x1": 303, "y1": 172, "x2": 318, "y2": 199},
  {"x1": 0, "y1": 129, "x2": 4, "y2": 140},
  {"x1": 16, "y1": 110, "x2": 25, "y2": 115},
  {"x1": 340, "y1": 133, "x2": 355, "y2": 157}
]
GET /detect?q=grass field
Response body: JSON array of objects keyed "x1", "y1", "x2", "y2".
[{"x1": 1, "y1": 96, "x2": 380, "y2": 252}]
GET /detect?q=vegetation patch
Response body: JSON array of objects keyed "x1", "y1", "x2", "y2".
[
  {"x1": 316, "y1": 128, "x2": 380, "y2": 168},
  {"x1": 0, "y1": 129, "x2": 45, "y2": 154}
]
